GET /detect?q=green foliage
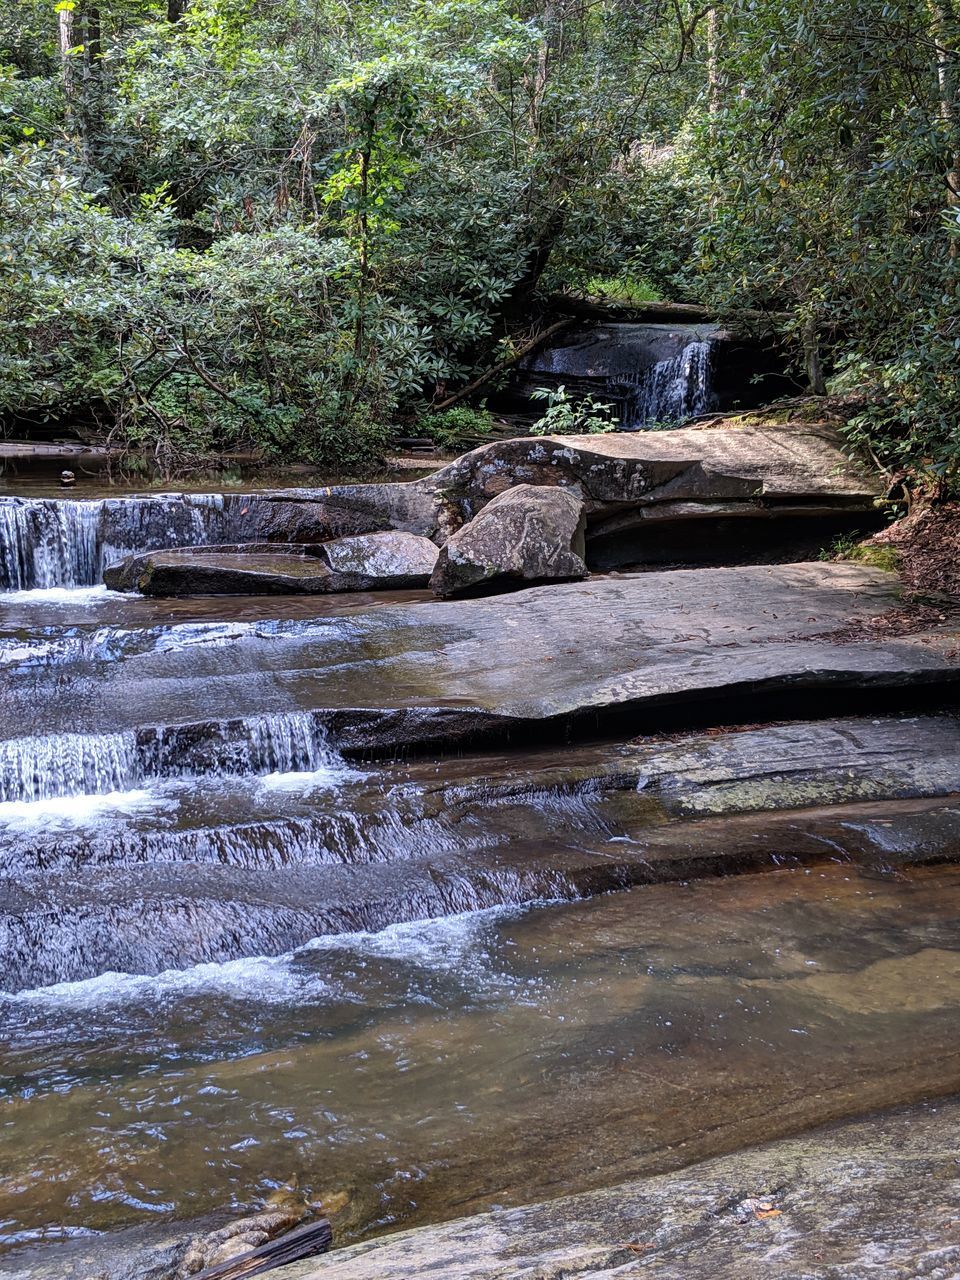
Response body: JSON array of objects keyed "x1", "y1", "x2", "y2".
[
  {"x1": 0, "y1": 0, "x2": 957, "y2": 481},
  {"x1": 686, "y1": 0, "x2": 960, "y2": 489},
  {"x1": 529, "y1": 385, "x2": 615, "y2": 436},
  {"x1": 819, "y1": 533, "x2": 900, "y2": 573},
  {"x1": 417, "y1": 405, "x2": 497, "y2": 449},
  {"x1": 582, "y1": 275, "x2": 660, "y2": 304}
]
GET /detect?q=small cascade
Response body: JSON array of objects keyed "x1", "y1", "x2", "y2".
[
  {"x1": 0, "y1": 493, "x2": 233, "y2": 591},
  {"x1": 0, "y1": 712, "x2": 340, "y2": 804},
  {"x1": 0, "y1": 732, "x2": 139, "y2": 804},
  {"x1": 621, "y1": 339, "x2": 715, "y2": 429},
  {"x1": 0, "y1": 499, "x2": 100, "y2": 591},
  {"x1": 235, "y1": 712, "x2": 336, "y2": 774}
]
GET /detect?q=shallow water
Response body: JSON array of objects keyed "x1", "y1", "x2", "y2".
[
  {"x1": 3, "y1": 863, "x2": 960, "y2": 1255},
  {"x1": 3, "y1": 487, "x2": 960, "y2": 1269}
]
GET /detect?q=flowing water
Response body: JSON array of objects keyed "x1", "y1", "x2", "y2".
[
  {"x1": 4, "y1": 866, "x2": 960, "y2": 1257},
  {"x1": 0, "y1": 494, "x2": 233, "y2": 590},
  {"x1": 2, "y1": 484, "x2": 959, "y2": 1272},
  {"x1": 526, "y1": 323, "x2": 717, "y2": 428},
  {"x1": 620, "y1": 339, "x2": 715, "y2": 428}
]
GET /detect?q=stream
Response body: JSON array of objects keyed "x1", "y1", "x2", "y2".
[{"x1": 1, "y1": 482, "x2": 960, "y2": 1272}]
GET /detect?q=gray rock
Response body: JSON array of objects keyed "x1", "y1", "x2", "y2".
[
  {"x1": 201, "y1": 426, "x2": 881, "y2": 553},
  {"x1": 430, "y1": 484, "x2": 587, "y2": 598},
  {"x1": 286, "y1": 1096, "x2": 960, "y2": 1279},
  {"x1": 104, "y1": 533, "x2": 439, "y2": 596},
  {"x1": 238, "y1": 483, "x2": 445, "y2": 544},
  {"x1": 86, "y1": 429, "x2": 883, "y2": 587},
  {"x1": 104, "y1": 548, "x2": 335, "y2": 595},
  {"x1": 318, "y1": 531, "x2": 439, "y2": 591},
  {"x1": 14, "y1": 564, "x2": 960, "y2": 748},
  {"x1": 421, "y1": 426, "x2": 880, "y2": 534}
]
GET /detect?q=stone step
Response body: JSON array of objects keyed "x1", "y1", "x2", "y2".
[
  {"x1": 3, "y1": 713, "x2": 959, "y2": 989},
  {"x1": 2, "y1": 565, "x2": 957, "y2": 753}
]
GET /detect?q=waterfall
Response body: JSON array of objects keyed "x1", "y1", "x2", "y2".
[
  {"x1": 215, "y1": 712, "x2": 340, "y2": 776},
  {"x1": 0, "y1": 713, "x2": 341, "y2": 804},
  {"x1": 0, "y1": 732, "x2": 140, "y2": 803},
  {"x1": 0, "y1": 493, "x2": 230, "y2": 591},
  {"x1": 621, "y1": 339, "x2": 715, "y2": 429},
  {"x1": 0, "y1": 499, "x2": 101, "y2": 591}
]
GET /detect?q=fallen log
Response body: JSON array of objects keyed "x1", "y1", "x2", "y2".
[
  {"x1": 432, "y1": 318, "x2": 575, "y2": 410},
  {"x1": 544, "y1": 291, "x2": 791, "y2": 327},
  {"x1": 192, "y1": 1219, "x2": 333, "y2": 1279}
]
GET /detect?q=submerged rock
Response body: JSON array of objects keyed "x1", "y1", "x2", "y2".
[
  {"x1": 430, "y1": 484, "x2": 587, "y2": 598},
  {"x1": 291, "y1": 1096, "x2": 960, "y2": 1279},
  {"x1": 12, "y1": 1093, "x2": 959, "y2": 1279},
  {"x1": 104, "y1": 533, "x2": 439, "y2": 596},
  {"x1": 103, "y1": 545, "x2": 331, "y2": 594}
]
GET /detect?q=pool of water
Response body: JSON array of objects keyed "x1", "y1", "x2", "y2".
[{"x1": 3, "y1": 863, "x2": 960, "y2": 1256}]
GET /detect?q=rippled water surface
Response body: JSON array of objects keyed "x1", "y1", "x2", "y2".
[
  {"x1": 3, "y1": 863, "x2": 960, "y2": 1255},
  {"x1": 3, "y1": 484, "x2": 960, "y2": 1270}
]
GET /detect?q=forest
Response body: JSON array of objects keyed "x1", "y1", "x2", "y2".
[{"x1": 1, "y1": 0, "x2": 958, "y2": 478}]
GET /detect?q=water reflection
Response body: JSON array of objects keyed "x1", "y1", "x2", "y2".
[{"x1": 3, "y1": 863, "x2": 960, "y2": 1251}]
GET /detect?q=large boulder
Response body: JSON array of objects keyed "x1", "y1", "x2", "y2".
[
  {"x1": 421, "y1": 426, "x2": 880, "y2": 533},
  {"x1": 104, "y1": 533, "x2": 439, "y2": 596},
  {"x1": 429, "y1": 484, "x2": 587, "y2": 598},
  {"x1": 318, "y1": 531, "x2": 438, "y2": 591},
  {"x1": 236, "y1": 483, "x2": 446, "y2": 544}
]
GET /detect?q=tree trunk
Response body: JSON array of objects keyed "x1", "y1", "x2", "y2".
[
  {"x1": 706, "y1": 5, "x2": 721, "y2": 131},
  {"x1": 80, "y1": 4, "x2": 102, "y2": 150},
  {"x1": 802, "y1": 315, "x2": 827, "y2": 395},
  {"x1": 928, "y1": 0, "x2": 959, "y2": 262},
  {"x1": 58, "y1": 3, "x2": 75, "y2": 106}
]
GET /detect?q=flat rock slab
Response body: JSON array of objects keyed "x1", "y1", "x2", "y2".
[
  {"x1": 291, "y1": 1096, "x2": 960, "y2": 1280},
  {"x1": 104, "y1": 533, "x2": 439, "y2": 596},
  {"x1": 105, "y1": 549, "x2": 334, "y2": 595},
  {"x1": 5, "y1": 563, "x2": 960, "y2": 749},
  {"x1": 422, "y1": 426, "x2": 880, "y2": 531}
]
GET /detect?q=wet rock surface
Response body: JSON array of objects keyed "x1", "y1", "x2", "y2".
[
  {"x1": 103, "y1": 545, "x2": 333, "y2": 595},
  {"x1": 5, "y1": 564, "x2": 958, "y2": 752},
  {"x1": 239, "y1": 482, "x2": 445, "y2": 544},
  {"x1": 7, "y1": 863, "x2": 960, "y2": 1279},
  {"x1": 4, "y1": 444, "x2": 960, "y2": 1280},
  {"x1": 430, "y1": 484, "x2": 587, "y2": 597},
  {"x1": 2, "y1": 711, "x2": 959, "y2": 988},
  {"x1": 290, "y1": 1096, "x2": 960, "y2": 1279},
  {"x1": 104, "y1": 532, "x2": 439, "y2": 596}
]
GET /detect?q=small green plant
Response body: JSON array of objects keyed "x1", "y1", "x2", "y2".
[
  {"x1": 417, "y1": 405, "x2": 497, "y2": 449},
  {"x1": 529, "y1": 385, "x2": 616, "y2": 436},
  {"x1": 583, "y1": 274, "x2": 661, "y2": 305},
  {"x1": 819, "y1": 532, "x2": 900, "y2": 572}
]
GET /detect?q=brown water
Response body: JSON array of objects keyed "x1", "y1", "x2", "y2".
[
  {"x1": 0, "y1": 465, "x2": 434, "y2": 500},
  {"x1": 3, "y1": 863, "x2": 960, "y2": 1256}
]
